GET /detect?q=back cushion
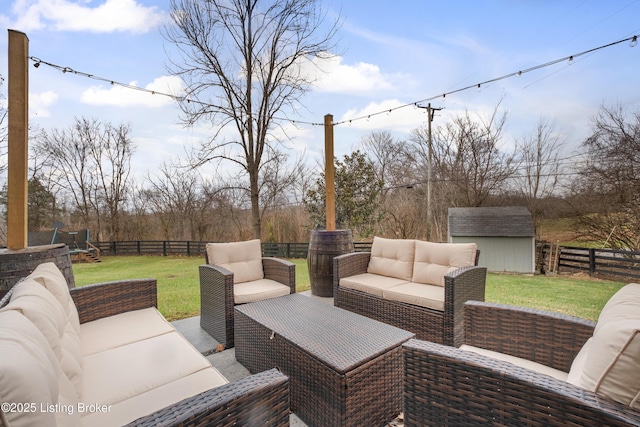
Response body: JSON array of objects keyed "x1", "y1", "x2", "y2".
[
  {"x1": 0, "y1": 310, "x2": 59, "y2": 427},
  {"x1": 367, "y1": 237, "x2": 415, "y2": 281},
  {"x1": 206, "y1": 239, "x2": 264, "y2": 284},
  {"x1": 412, "y1": 241, "x2": 477, "y2": 286},
  {"x1": 3, "y1": 275, "x2": 84, "y2": 400},
  {"x1": 571, "y1": 283, "x2": 640, "y2": 408}
]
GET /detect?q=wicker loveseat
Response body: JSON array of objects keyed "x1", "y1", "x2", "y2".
[
  {"x1": 0, "y1": 262, "x2": 289, "y2": 427},
  {"x1": 403, "y1": 285, "x2": 640, "y2": 426},
  {"x1": 333, "y1": 237, "x2": 486, "y2": 347},
  {"x1": 200, "y1": 239, "x2": 296, "y2": 349}
]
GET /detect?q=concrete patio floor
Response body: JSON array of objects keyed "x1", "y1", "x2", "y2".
[{"x1": 171, "y1": 290, "x2": 333, "y2": 427}]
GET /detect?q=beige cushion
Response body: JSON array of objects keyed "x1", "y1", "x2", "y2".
[
  {"x1": 367, "y1": 237, "x2": 415, "y2": 281},
  {"x1": 82, "y1": 331, "x2": 226, "y2": 425},
  {"x1": 27, "y1": 262, "x2": 84, "y2": 398},
  {"x1": 575, "y1": 283, "x2": 640, "y2": 408},
  {"x1": 567, "y1": 337, "x2": 592, "y2": 386},
  {"x1": 412, "y1": 241, "x2": 477, "y2": 286},
  {"x1": 0, "y1": 310, "x2": 60, "y2": 427},
  {"x1": 234, "y1": 279, "x2": 291, "y2": 304},
  {"x1": 340, "y1": 273, "x2": 409, "y2": 298},
  {"x1": 382, "y1": 282, "x2": 444, "y2": 311},
  {"x1": 3, "y1": 278, "x2": 84, "y2": 400},
  {"x1": 81, "y1": 368, "x2": 226, "y2": 426},
  {"x1": 206, "y1": 240, "x2": 264, "y2": 284},
  {"x1": 80, "y1": 307, "x2": 175, "y2": 356},
  {"x1": 461, "y1": 344, "x2": 568, "y2": 382}
]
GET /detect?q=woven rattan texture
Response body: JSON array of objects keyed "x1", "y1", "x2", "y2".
[
  {"x1": 235, "y1": 294, "x2": 414, "y2": 427},
  {"x1": 124, "y1": 368, "x2": 290, "y2": 427},
  {"x1": 199, "y1": 257, "x2": 296, "y2": 348},
  {"x1": 402, "y1": 301, "x2": 640, "y2": 427},
  {"x1": 333, "y1": 252, "x2": 486, "y2": 347}
]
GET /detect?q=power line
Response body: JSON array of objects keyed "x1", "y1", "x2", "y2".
[{"x1": 29, "y1": 34, "x2": 638, "y2": 128}]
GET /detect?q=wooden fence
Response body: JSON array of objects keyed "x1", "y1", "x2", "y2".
[
  {"x1": 558, "y1": 246, "x2": 640, "y2": 281},
  {"x1": 92, "y1": 240, "x2": 373, "y2": 258}
]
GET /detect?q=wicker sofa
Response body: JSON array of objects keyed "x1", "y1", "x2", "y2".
[
  {"x1": 333, "y1": 237, "x2": 486, "y2": 347},
  {"x1": 200, "y1": 239, "x2": 296, "y2": 349},
  {"x1": 0, "y1": 262, "x2": 290, "y2": 427},
  {"x1": 403, "y1": 286, "x2": 640, "y2": 426}
]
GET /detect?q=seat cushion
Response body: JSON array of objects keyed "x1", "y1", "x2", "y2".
[
  {"x1": 412, "y1": 241, "x2": 477, "y2": 286},
  {"x1": 340, "y1": 273, "x2": 409, "y2": 298},
  {"x1": 571, "y1": 283, "x2": 640, "y2": 408},
  {"x1": 81, "y1": 330, "x2": 228, "y2": 426},
  {"x1": 2, "y1": 279, "x2": 84, "y2": 399},
  {"x1": 382, "y1": 282, "x2": 444, "y2": 311},
  {"x1": 367, "y1": 237, "x2": 415, "y2": 281},
  {"x1": 80, "y1": 307, "x2": 175, "y2": 356},
  {"x1": 0, "y1": 310, "x2": 65, "y2": 427},
  {"x1": 233, "y1": 279, "x2": 291, "y2": 304},
  {"x1": 461, "y1": 344, "x2": 568, "y2": 382},
  {"x1": 206, "y1": 239, "x2": 264, "y2": 284}
]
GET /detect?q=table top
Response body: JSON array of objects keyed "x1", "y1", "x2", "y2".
[{"x1": 235, "y1": 293, "x2": 415, "y2": 373}]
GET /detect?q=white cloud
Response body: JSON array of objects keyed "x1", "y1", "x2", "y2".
[
  {"x1": 338, "y1": 99, "x2": 429, "y2": 132},
  {"x1": 308, "y1": 54, "x2": 406, "y2": 95},
  {"x1": 29, "y1": 90, "x2": 58, "y2": 117},
  {"x1": 81, "y1": 75, "x2": 185, "y2": 107},
  {"x1": 9, "y1": 0, "x2": 165, "y2": 33}
]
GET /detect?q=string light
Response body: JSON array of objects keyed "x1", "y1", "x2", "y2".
[{"x1": 30, "y1": 33, "x2": 638, "y2": 129}]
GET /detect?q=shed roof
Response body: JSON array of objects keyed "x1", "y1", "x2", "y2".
[{"x1": 448, "y1": 206, "x2": 535, "y2": 238}]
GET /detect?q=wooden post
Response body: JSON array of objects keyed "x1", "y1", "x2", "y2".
[
  {"x1": 324, "y1": 114, "x2": 336, "y2": 231},
  {"x1": 7, "y1": 30, "x2": 29, "y2": 249}
]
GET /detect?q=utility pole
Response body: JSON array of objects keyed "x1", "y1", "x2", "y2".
[{"x1": 417, "y1": 103, "x2": 442, "y2": 241}]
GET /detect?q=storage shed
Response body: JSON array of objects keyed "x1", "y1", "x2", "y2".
[{"x1": 448, "y1": 206, "x2": 535, "y2": 273}]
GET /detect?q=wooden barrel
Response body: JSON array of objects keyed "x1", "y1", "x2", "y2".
[
  {"x1": 0, "y1": 244, "x2": 75, "y2": 292},
  {"x1": 307, "y1": 229, "x2": 354, "y2": 297}
]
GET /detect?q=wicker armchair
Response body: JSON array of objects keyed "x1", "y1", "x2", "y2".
[
  {"x1": 333, "y1": 245, "x2": 485, "y2": 347},
  {"x1": 200, "y1": 239, "x2": 295, "y2": 349},
  {"x1": 403, "y1": 300, "x2": 640, "y2": 427}
]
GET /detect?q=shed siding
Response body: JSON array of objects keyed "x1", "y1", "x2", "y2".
[{"x1": 452, "y1": 236, "x2": 535, "y2": 273}]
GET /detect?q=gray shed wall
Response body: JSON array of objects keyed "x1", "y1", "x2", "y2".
[{"x1": 451, "y1": 236, "x2": 535, "y2": 273}]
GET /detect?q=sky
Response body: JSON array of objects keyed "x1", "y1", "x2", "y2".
[{"x1": 1, "y1": 0, "x2": 639, "y2": 182}]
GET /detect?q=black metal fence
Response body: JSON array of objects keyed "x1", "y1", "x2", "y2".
[
  {"x1": 558, "y1": 246, "x2": 640, "y2": 281},
  {"x1": 92, "y1": 240, "x2": 373, "y2": 258}
]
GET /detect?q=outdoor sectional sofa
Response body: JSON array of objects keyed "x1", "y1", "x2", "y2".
[
  {"x1": 0, "y1": 262, "x2": 290, "y2": 427},
  {"x1": 333, "y1": 237, "x2": 487, "y2": 347},
  {"x1": 403, "y1": 284, "x2": 640, "y2": 426}
]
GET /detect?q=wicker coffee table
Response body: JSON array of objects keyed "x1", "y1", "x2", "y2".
[{"x1": 234, "y1": 293, "x2": 414, "y2": 427}]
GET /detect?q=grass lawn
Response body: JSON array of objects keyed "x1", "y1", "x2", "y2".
[{"x1": 73, "y1": 256, "x2": 626, "y2": 322}]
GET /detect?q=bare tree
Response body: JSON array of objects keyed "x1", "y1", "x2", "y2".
[
  {"x1": 571, "y1": 104, "x2": 640, "y2": 250},
  {"x1": 413, "y1": 104, "x2": 517, "y2": 208},
  {"x1": 164, "y1": 0, "x2": 339, "y2": 238},
  {"x1": 515, "y1": 117, "x2": 564, "y2": 237},
  {"x1": 33, "y1": 118, "x2": 135, "y2": 240}
]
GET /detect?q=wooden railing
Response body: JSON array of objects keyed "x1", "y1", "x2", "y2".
[
  {"x1": 91, "y1": 240, "x2": 373, "y2": 258},
  {"x1": 558, "y1": 246, "x2": 640, "y2": 281}
]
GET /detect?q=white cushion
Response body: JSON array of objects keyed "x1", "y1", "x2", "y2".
[
  {"x1": 4, "y1": 277, "x2": 84, "y2": 400},
  {"x1": 339, "y1": 273, "x2": 409, "y2": 298},
  {"x1": 367, "y1": 237, "x2": 415, "y2": 281},
  {"x1": 80, "y1": 368, "x2": 226, "y2": 426},
  {"x1": 233, "y1": 279, "x2": 291, "y2": 304},
  {"x1": 576, "y1": 283, "x2": 640, "y2": 408},
  {"x1": 81, "y1": 331, "x2": 227, "y2": 426},
  {"x1": 382, "y1": 282, "x2": 444, "y2": 311},
  {"x1": 412, "y1": 241, "x2": 477, "y2": 286},
  {"x1": 206, "y1": 240, "x2": 264, "y2": 284},
  {"x1": 461, "y1": 344, "x2": 568, "y2": 382},
  {"x1": 80, "y1": 307, "x2": 175, "y2": 356},
  {"x1": 0, "y1": 310, "x2": 60, "y2": 427},
  {"x1": 567, "y1": 337, "x2": 592, "y2": 386}
]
